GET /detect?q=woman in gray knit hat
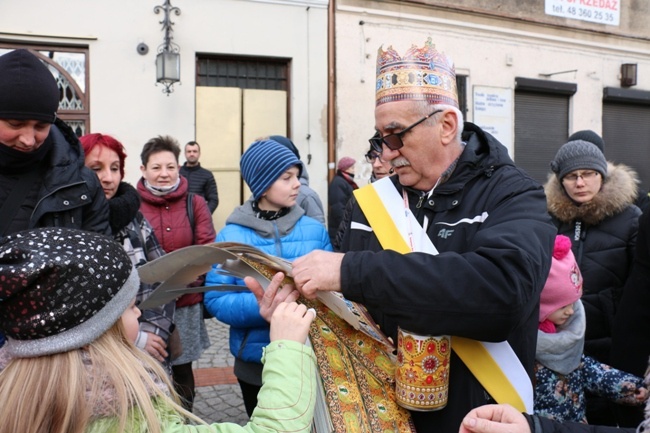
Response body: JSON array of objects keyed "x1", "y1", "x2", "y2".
[{"x1": 544, "y1": 138, "x2": 642, "y2": 425}]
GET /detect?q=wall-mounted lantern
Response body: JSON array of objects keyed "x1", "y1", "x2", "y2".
[
  {"x1": 621, "y1": 63, "x2": 637, "y2": 88},
  {"x1": 155, "y1": 0, "x2": 181, "y2": 95}
]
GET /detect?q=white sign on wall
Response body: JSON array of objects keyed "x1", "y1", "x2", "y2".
[
  {"x1": 545, "y1": 0, "x2": 620, "y2": 26},
  {"x1": 473, "y1": 86, "x2": 513, "y2": 150}
]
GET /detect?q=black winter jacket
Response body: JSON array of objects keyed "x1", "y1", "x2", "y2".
[
  {"x1": 179, "y1": 163, "x2": 219, "y2": 214},
  {"x1": 0, "y1": 119, "x2": 110, "y2": 236},
  {"x1": 338, "y1": 122, "x2": 556, "y2": 433},
  {"x1": 610, "y1": 206, "x2": 650, "y2": 426},
  {"x1": 525, "y1": 413, "x2": 633, "y2": 432},
  {"x1": 544, "y1": 163, "x2": 641, "y2": 364},
  {"x1": 328, "y1": 170, "x2": 357, "y2": 245}
]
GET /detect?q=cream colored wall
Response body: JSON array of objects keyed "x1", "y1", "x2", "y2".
[
  {"x1": 334, "y1": 1, "x2": 650, "y2": 185},
  {"x1": 0, "y1": 0, "x2": 329, "y2": 224},
  {"x1": 196, "y1": 87, "x2": 287, "y2": 232},
  {"x1": 196, "y1": 86, "x2": 242, "y2": 232}
]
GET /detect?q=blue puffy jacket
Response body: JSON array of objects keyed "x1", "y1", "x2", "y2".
[{"x1": 204, "y1": 201, "x2": 331, "y2": 365}]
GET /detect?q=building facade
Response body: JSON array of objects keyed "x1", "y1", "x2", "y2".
[
  {"x1": 335, "y1": 0, "x2": 650, "y2": 186},
  {"x1": 2, "y1": 0, "x2": 649, "y2": 226},
  {"x1": 0, "y1": 0, "x2": 329, "y2": 230}
]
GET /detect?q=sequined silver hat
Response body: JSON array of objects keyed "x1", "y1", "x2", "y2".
[{"x1": 0, "y1": 228, "x2": 139, "y2": 358}]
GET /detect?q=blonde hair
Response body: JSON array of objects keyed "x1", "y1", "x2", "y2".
[{"x1": 0, "y1": 321, "x2": 207, "y2": 433}]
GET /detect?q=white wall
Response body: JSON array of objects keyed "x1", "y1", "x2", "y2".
[{"x1": 0, "y1": 0, "x2": 330, "y2": 207}]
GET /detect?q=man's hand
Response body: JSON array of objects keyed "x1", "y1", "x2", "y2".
[
  {"x1": 143, "y1": 332, "x2": 168, "y2": 362},
  {"x1": 292, "y1": 250, "x2": 344, "y2": 299},
  {"x1": 245, "y1": 272, "x2": 299, "y2": 322},
  {"x1": 459, "y1": 405, "x2": 530, "y2": 433}
]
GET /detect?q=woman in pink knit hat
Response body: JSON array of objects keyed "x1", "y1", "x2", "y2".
[{"x1": 533, "y1": 235, "x2": 647, "y2": 423}]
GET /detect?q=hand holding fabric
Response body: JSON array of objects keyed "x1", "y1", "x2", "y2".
[
  {"x1": 245, "y1": 272, "x2": 300, "y2": 322},
  {"x1": 270, "y1": 302, "x2": 316, "y2": 343},
  {"x1": 292, "y1": 250, "x2": 344, "y2": 299}
]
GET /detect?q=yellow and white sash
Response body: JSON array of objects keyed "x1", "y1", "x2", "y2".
[{"x1": 353, "y1": 177, "x2": 534, "y2": 414}]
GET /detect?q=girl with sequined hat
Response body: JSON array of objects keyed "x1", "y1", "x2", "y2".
[{"x1": 0, "y1": 227, "x2": 317, "y2": 433}]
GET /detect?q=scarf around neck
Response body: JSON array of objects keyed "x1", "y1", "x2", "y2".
[
  {"x1": 252, "y1": 200, "x2": 291, "y2": 221},
  {"x1": 0, "y1": 134, "x2": 53, "y2": 173},
  {"x1": 143, "y1": 178, "x2": 180, "y2": 197},
  {"x1": 536, "y1": 300, "x2": 585, "y2": 375}
]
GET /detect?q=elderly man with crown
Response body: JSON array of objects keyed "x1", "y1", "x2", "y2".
[{"x1": 251, "y1": 39, "x2": 557, "y2": 432}]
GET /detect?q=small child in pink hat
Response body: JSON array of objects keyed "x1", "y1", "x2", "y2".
[{"x1": 534, "y1": 235, "x2": 648, "y2": 423}]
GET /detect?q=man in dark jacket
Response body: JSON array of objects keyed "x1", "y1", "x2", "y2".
[
  {"x1": 179, "y1": 141, "x2": 219, "y2": 214},
  {"x1": 288, "y1": 38, "x2": 556, "y2": 432},
  {"x1": 0, "y1": 49, "x2": 110, "y2": 238}
]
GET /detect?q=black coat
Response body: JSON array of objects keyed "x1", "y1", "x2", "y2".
[
  {"x1": 180, "y1": 163, "x2": 219, "y2": 214},
  {"x1": 338, "y1": 123, "x2": 556, "y2": 432},
  {"x1": 610, "y1": 206, "x2": 650, "y2": 426},
  {"x1": 0, "y1": 119, "x2": 110, "y2": 236},
  {"x1": 327, "y1": 170, "x2": 356, "y2": 244},
  {"x1": 545, "y1": 163, "x2": 641, "y2": 364},
  {"x1": 527, "y1": 413, "x2": 634, "y2": 432}
]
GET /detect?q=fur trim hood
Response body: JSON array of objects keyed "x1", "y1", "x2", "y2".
[{"x1": 544, "y1": 162, "x2": 639, "y2": 226}]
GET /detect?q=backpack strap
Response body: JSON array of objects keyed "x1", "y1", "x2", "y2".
[{"x1": 186, "y1": 193, "x2": 196, "y2": 244}]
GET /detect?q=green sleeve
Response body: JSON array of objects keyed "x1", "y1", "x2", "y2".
[
  {"x1": 168, "y1": 340, "x2": 317, "y2": 433},
  {"x1": 87, "y1": 340, "x2": 317, "y2": 433}
]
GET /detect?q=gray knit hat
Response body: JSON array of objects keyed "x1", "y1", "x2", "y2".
[
  {"x1": 568, "y1": 130, "x2": 605, "y2": 153},
  {"x1": 550, "y1": 139, "x2": 608, "y2": 181},
  {"x1": 0, "y1": 228, "x2": 139, "y2": 358},
  {"x1": 240, "y1": 139, "x2": 302, "y2": 200}
]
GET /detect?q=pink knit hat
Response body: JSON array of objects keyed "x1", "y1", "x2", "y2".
[
  {"x1": 539, "y1": 235, "x2": 583, "y2": 322},
  {"x1": 337, "y1": 156, "x2": 356, "y2": 172}
]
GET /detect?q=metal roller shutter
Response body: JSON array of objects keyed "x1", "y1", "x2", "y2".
[
  {"x1": 514, "y1": 91, "x2": 570, "y2": 184},
  {"x1": 602, "y1": 102, "x2": 650, "y2": 189}
]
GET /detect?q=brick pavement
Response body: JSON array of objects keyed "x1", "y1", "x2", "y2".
[{"x1": 192, "y1": 318, "x2": 249, "y2": 425}]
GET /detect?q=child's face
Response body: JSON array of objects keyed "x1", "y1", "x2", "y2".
[
  {"x1": 121, "y1": 298, "x2": 141, "y2": 343},
  {"x1": 548, "y1": 303, "x2": 575, "y2": 327},
  {"x1": 258, "y1": 166, "x2": 301, "y2": 211}
]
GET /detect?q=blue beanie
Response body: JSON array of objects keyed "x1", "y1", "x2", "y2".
[{"x1": 240, "y1": 139, "x2": 302, "y2": 200}]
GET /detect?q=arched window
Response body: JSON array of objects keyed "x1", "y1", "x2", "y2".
[{"x1": 0, "y1": 45, "x2": 89, "y2": 136}]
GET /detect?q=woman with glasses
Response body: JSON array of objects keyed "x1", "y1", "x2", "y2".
[
  {"x1": 365, "y1": 135, "x2": 394, "y2": 182},
  {"x1": 544, "y1": 139, "x2": 641, "y2": 375}
]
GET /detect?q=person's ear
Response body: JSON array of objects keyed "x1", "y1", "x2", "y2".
[
  {"x1": 439, "y1": 109, "x2": 459, "y2": 146},
  {"x1": 140, "y1": 164, "x2": 146, "y2": 175}
]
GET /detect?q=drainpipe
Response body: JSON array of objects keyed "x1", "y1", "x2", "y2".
[{"x1": 327, "y1": 0, "x2": 336, "y2": 182}]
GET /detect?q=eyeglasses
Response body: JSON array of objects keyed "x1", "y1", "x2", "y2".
[
  {"x1": 563, "y1": 170, "x2": 600, "y2": 183},
  {"x1": 364, "y1": 151, "x2": 383, "y2": 163},
  {"x1": 369, "y1": 109, "x2": 443, "y2": 152}
]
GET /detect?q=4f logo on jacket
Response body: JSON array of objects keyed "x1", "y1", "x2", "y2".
[
  {"x1": 435, "y1": 212, "x2": 489, "y2": 240},
  {"x1": 438, "y1": 228, "x2": 454, "y2": 239}
]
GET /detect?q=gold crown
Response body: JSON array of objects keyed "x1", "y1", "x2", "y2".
[{"x1": 376, "y1": 38, "x2": 458, "y2": 108}]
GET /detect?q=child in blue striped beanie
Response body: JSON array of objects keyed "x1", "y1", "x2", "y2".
[{"x1": 204, "y1": 138, "x2": 332, "y2": 417}]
